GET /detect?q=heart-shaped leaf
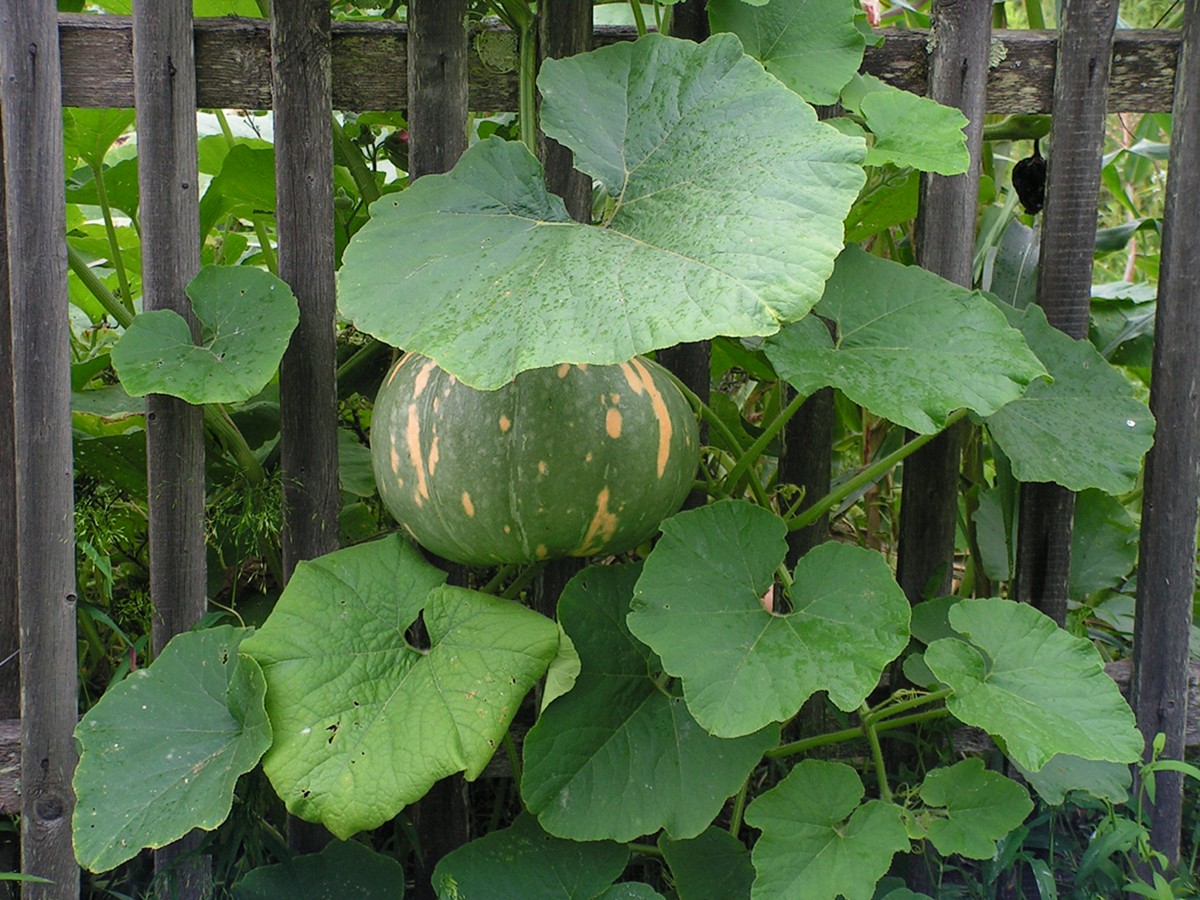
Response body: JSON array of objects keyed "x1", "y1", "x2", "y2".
[
  {"x1": 840, "y1": 74, "x2": 970, "y2": 175},
  {"x1": 431, "y1": 814, "x2": 629, "y2": 900},
  {"x1": 241, "y1": 536, "x2": 558, "y2": 839},
  {"x1": 628, "y1": 501, "x2": 910, "y2": 737},
  {"x1": 707, "y1": 0, "x2": 865, "y2": 105},
  {"x1": 73, "y1": 626, "x2": 271, "y2": 873},
  {"x1": 765, "y1": 248, "x2": 1046, "y2": 433},
  {"x1": 522, "y1": 565, "x2": 778, "y2": 841},
  {"x1": 660, "y1": 828, "x2": 754, "y2": 900},
  {"x1": 745, "y1": 759, "x2": 908, "y2": 900},
  {"x1": 338, "y1": 34, "x2": 865, "y2": 389},
  {"x1": 917, "y1": 759, "x2": 1032, "y2": 860},
  {"x1": 924, "y1": 599, "x2": 1143, "y2": 771},
  {"x1": 113, "y1": 265, "x2": 299, "y2": 404},
  {"x1": 985, "y1": 301, "x2": 1155, "y2": 493}
]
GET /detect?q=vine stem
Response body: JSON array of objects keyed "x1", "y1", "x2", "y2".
[
  {"x1": 861, "y1": 703, "x2": 893, "y2": 804},
  {"x1": 728, "y1": 775, "x2": 751, "y2": 836},
  {"x1": 627, "y1": 842, "x2": 663, "y2": 858},
  {"x1": 864, "y1": 688, "x2": 952, "y2": 725},
  {"x1": 500, "y1": 560, "x2": 549, "y2": 600},
  {"x1": 628, "y1": 0, "x2": 649, "y2": 36},
  {"x1": 789, "y1": 408, "x2": 971, "y2": 532},
  {"x1": 67, "y1": 242, "x2": 133, "y2": 328},
  {"x1": 502, "y1": 730, "x2": 523, "y2": 785},
  {"x1": 765, "y1": 707, "x2": 952, "y2": 760},
  {"x1": 723, "y1": 390, "x2": 807, "y2": 497},
  {"x1": 90, "y1": 161, "x2": 136, "y2": 317}
]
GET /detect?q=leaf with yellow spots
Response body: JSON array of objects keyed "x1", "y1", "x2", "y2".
[
  {"x1": 628, "y1": 501, "x2": 910, "y2": 738},
  {"x1": 241, "y1": 536, "x2": 559, "y2": 838}
]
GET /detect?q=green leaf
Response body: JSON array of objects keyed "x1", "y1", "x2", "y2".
[
  {"x1": 707, "y1": 0, "x2": 865, "y2": 105},
  {"x1": 982, "y1": 218, "x2": 1040, "y2": 310},
  {"x1": 1013, "y1": 754, "x2": 1131, "y2": 806},
  {"x1": 199, "y1": 144, "x2": 276, "y2": 238},
  {"x1": 66, "y1": 156, "x2": 140, "y2": 218},
  {"x1": 984, "y1": 301, "x2": 1155, "y2": 493},
  {"x1": 840, "y1": 74, "x2": 969, "y2": 175},
  {"x1": 112, "y1": 266, "x2": 299, "y2": 404},
  {"x1": 73, "y1": 626, "x2": 271, "y2": 873},
  {"x1": 64, "y1": 108, "x2": 136, "y2": 170},
  {"x1": 765, "y1": 248, "x2": 1046, "y2": 433},
  {"x1": 431, "y1": 813, "x2": 629, "y2": 900},
  {"x1": 232, "y1": 841, "x2": 405, "y2": 899},
  {"x1": 337, "y1": 428, "x2": 377, "y2": 497},
  {"x1": 241, "y1": 537, "x2": 558, "y2": 839},
  {"x1": 628, "y1": 501, "x2": 910, "y2": 737},
  {"x1": 338, "y1": 34, "x2": 865, "y2": 389},
  {"x1": 917, "y1": 759, "x2": 1032, "y2": 860},
  {"x1": 745, "y1": 760, "x2": 908, "y2": 900},
  {"x1": 522, "y1": 565, "x2": 778, "y2": 841},
  {"x1": 660, "y1": 828, "x2": 754, "y2": 900},
  {"x1": 1070, "y1": 490, "x2": 1138, "y2": 598},
  {"x1": 924, "y1": 599, "x2": 1143, "y2": 771}
]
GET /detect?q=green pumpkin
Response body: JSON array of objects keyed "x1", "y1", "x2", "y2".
[{"x1": 370, "y1": 353, "x2": 700, "y2": 566}]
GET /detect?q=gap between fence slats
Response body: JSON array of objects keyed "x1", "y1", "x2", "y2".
[
  {"x1": 132, "y1": 0, "x2": 211, "y2": 892},
  {"x1": 0, "y1": 1, "x2": 79, "y2": 896},
  {"x1": 53, "y1": 16, "x2": 1182, "y2": 115},
  {"x1": 1014, "y1": 0, "x2": 1119, "y2": 627},
  {"x1": 895, "y1": 0, "x2": 991, "y2": 604},
  {"x1": 1133, "y1": 0, "x2": 1200, "y2": 868}
]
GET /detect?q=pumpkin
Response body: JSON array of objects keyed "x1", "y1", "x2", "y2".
[{"x1": 370, "y1": 353, "x2": 700, "y2": 566}]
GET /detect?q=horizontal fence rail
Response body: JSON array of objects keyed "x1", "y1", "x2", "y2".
[{"x1": 56, "y1": 15, "x2": 1181, "y2": 113}]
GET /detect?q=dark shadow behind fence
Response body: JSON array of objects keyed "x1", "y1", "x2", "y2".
[{"x1": 2, "y1": 1, "x2": 1200, "y2": 896}]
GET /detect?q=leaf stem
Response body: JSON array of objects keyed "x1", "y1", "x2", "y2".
[
  {"x1": 503, "y1": 729, "x2": 523, "y2": 785},
  {"x1": 500, "y1": 560, "x2": 549, "y2": 600},
  {"x1": 864, "y1": 688, "x2": 952, "y2": 725},
  {"x1": 627, "y1": 841, "x2": 664, "y2": 858},
  {"x1": 861, "y1": 702, "x2": 893, "y2": 804},
  {"x1": 765, "y1": 707, "x2": 952, "y2": 759},
  {"x1": 331, "y1": 116, "x2": 381, "y2": 206},
  {"x1": 789, "y1": 409, "x2": 970, "y2": 532},
  {"x1": 67, "y1": 242, "x2": 134, "y2": 328},
  {"x1": 723, "y1": 390, "x2": 807, "y2": 497},
  {"x1": 629, "y1": 0, "x2": 649, "y2": 36},
  {"x1": 90, "y1": 161, "x2": 136, "y2": 317},
  {"x1": 728, "y1": 775, "x2": 751, "y2": 837}
]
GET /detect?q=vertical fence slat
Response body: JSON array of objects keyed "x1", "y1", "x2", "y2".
[
  {"x1": 656, "y1": 2, "x2": 711, "y2": 427},
  {"x1": 275, "y1": 0, "x2": 339, "y2": 584},
  {"x1": 1013, "y1": 0, "x2": 1118, "y2": 625},
  {"x1": 0, "y1": 1, "x2": 79, "y2": 896},
  {"x1": 407, "y1": 2, "x2": 470, "y2": 888},
  {"x1": 1132, "y1": 0, "x2": 1200, "y2": 865},
  {"x1": 272, "y1": 0, "x2": 339, "y2": 857},
  {"x1": 895, "y1": 0, "x2": 991, "y2": 603},
  {"x1": 0, "y1": 120, "x2": 17, "y2": 724},
  {"x1": 131, "y1": 0, "x2": 209, "y2": 892}
]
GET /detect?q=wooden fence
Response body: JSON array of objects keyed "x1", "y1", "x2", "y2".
[{"x1": 1, "y1": 0, "x2": 1199, "y2": 896}]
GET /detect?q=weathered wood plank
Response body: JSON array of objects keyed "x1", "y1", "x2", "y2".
[
  {"x1": 538, "y1": 0, "x2": 591, "y2": 222},
  {"x1": 132, "y1": 1, "x2": 210, "y2": 893},
  {"x1": 0, "y1": 0, "x2": 79, "y2": 894},
  {"x1": 274, "y1": 1, "x2": 339, "y2": 583},
  {"x1": 54, "y1": 16, "x2": 1183, "y2": 113},
  {"x1": 1014, "y1": 0, "x2": 1119, "y2": 627},
  {"x1": 0, "y1": 121, "x2": 17, "y2": 726},
  {"x1": 896, "y1": 0, "x2": 990, "y2": 604},
  {"x1": 1133, "y1": 0, "x2": 1200, "y2": 865}
]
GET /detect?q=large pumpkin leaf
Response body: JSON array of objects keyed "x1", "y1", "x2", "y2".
[
  {"x1": 984, "y1": 301, "x2": 1155, "y2": 493},
  {"x1": 112, "y1": 265, "x2": 299, "y2": 404},
  {"x1": 924, "y1": 599, "x2": 1143, "y2": 772},
  {"x1": 522, "y1": 565, "x2": 778, "y2": 841},
  {"x1": 241, "y1": 536, "x2": 558, "y2": 839},
  {"x1": 1013, "y1": 754, "x2": 1131, "y2": 806},
  {"x1": 1070, "y1": 490, "x2": 1138, "y2": 598},
  {"x1": 231, "y1": 841, "x2": 405, "y2": 899},
  {"x1": 73, "y1": 626, "x2": 271, "y2": 873},
  {"x1": 628, "y1": 501, "x2": 910, "y2": 737},
  {"x1": 660, "y1": 828, "x2": 754, "y2": 900},
  {"x1": 707, "y1": 0, "x2": 865, "y2": 105},
  {"x1": 745, "y1": 760, "x2": 908, "y2": 900},
  {"x1": 765, "y1": 248, "x2": 1045, "y2": 433},
  {"x1": 431, "y1": 814, "x2": 629, "y2": 900},
  {"x1": 338, "y1": 34, "x2": 865, "y2": 390},
  {"x1": 916, "y1": 760, "x2": 1032, "y2": 860}
]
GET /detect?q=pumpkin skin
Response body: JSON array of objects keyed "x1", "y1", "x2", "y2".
[{"x1": 370, "y1": 353, "x2": 700, "y2": 566}]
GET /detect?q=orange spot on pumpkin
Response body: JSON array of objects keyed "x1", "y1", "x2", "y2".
[
  {"x1": 412, "y1": 359, "x2": 437, "y2": 399},
  {"x1": 629, "y1": 358, "x2": 673, "y2": 478},
  {"x1": 537, "y1": 460, "x2": 548, "y2": 475},
  {"x1": 536, "y1": 545, "x2": 548, "y2": 559},
  {"x1": 605, "y1": 408, "x2": 622, "y2": 439},
  {"x1": 499, "y1": 415, "x2": 511, "y2": 433},
  {"x1": 575, "y1": 487, "x2": 619, "y2": 555},
  {"x1": 405, "y1": 402, "x2": 430, "y2": 503},
  {"x1": 557, "y1": 363, "x2": 571, "y2": 378},
  {"x1": 462, "y1": 492, "x2": 475, "y2": 517},
  {"x1": 428, "y1": 435, "x2": 439, "y2": 475}
]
